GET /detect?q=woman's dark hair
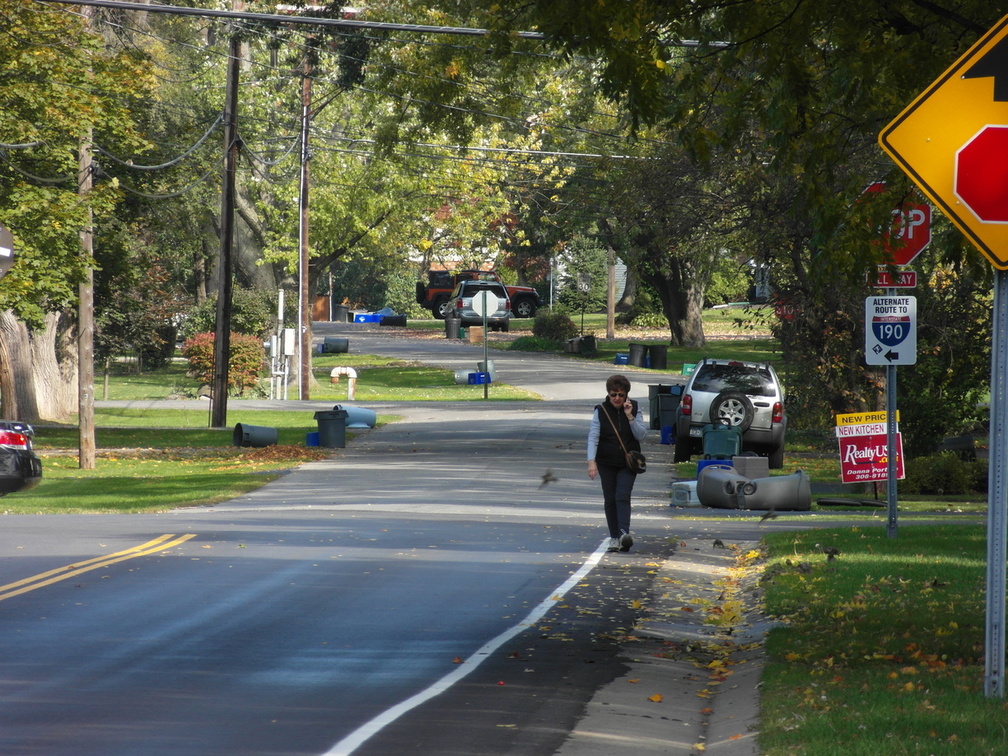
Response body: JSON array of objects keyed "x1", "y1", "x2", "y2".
[{"x1": 606, "y1": 374, "x2": 631, "y2": 394}]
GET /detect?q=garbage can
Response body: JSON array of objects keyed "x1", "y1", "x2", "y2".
[
  {"x1": 333, "y1": 303, "x2": 350, "y2": 322},
  {"x1": 314, "y1": 408, "x2": 349, "y2": 448},
  {"x1": 648, "y1": 385, "x2": 667, "y2": 430},
  {"x1": 232, "y1": 423, "x2": 278, "y2": 448},
  {"x1": 648, "y1": 344, "x2": 668, "y2": 370},
  {"x1": 445, "y1": 317, "x2": 461, "y2": 339},
  {"x1": 657, "y1": 388, "x2": 681, "y2": 431},
  {"x1": 628, "y1": 342, "x2": 648, "y2": 367},
  {"x1": 323, "y1": 337, "x2": 349, "y2": 354},
  {"x1": 702, "y1": 422, "x2": 742, "y2": 459}
]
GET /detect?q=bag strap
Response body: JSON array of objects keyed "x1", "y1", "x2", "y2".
[{"x1": 598, "y1": 403, "x2": 630, "y2": 455}]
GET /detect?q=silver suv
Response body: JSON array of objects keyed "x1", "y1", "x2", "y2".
[
  {"x1": 448, "y1": 280, "x2": 511, "y2": 331},
  {"x1": 673, "y1": 358, "x2": 786, "y2": 468}
]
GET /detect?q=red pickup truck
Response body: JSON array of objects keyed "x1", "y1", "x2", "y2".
[{"x1": 415, "y1": 269, "x2": 542, "y2": 319}]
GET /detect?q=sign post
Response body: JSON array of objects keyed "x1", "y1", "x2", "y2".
[
  {"x1": 472, "y1": 289, "x2": 498, "y2": 400},
  {"x1": 879, "y1": 13, "x2": 1008, "y2": 697}
]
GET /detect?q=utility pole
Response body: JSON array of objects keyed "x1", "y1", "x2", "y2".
[
  {"x1": 77, "y1": 4, "x2": 96, "y2": 470},
  {"x1": 211, "y1": 27, "x2": 241, "y2": 428},
  {"x1": 298, "y1": 56, "x2": 313, "y2": 400}
]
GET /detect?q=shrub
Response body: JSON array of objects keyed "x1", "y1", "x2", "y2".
[
  {"x1": 181, "y1": 332, "x2": 265, "y2": 396},
  {"x1": 533, "y1": 311, "x2": 578, "y2": 342},
  {"x1": 179, "y1": 287, "x2": 276, "y2": 341},
  {"x1": 508, "y1": 335, "x2": 563, "y2": 352},
  {"x1": 902, "y1": 452, "x2": 978, "y2": 495}
]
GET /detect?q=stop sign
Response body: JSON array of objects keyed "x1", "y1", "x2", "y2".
[
  {"x1": 864, "y1": 182, "x2": 931, "y2": 265},
  {"x1": 955, "y1": 125, "x2": 1008, "y2": 223},
  {"x1": 0, "y1": 223, "x2": 13, "y2": 281}
]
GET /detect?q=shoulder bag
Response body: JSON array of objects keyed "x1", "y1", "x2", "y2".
[{"x1": 598, "y1": 404, "x2": 646, "y2": 474}]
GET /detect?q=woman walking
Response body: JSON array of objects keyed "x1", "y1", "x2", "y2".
[{"x1": 587, "y1": 374, "x2": 646, "y2": 552}]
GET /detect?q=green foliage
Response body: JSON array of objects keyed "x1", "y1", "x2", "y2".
[
  {"x1": 902, "y1": 452, "x2": 986, "y2": 496},
  {"x1": 181, "y1": 332, "x2": 265, "y2": 396},
  {"x1": 533, "y1": 310, "x2": 578, "y2": 341},
  {"x1": 556, "y1": 236, "x2": 607, "y2": 312},
  {"x1": 507, "y1": 335, "x2": 563, "y2": 352},
  {"x1": 179, "y1": 288, "x2": 276, "y2": 341}
]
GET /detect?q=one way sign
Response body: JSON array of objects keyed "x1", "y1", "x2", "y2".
[{"x1": 865, "y1": 296, "x2": 917, "y2": 365}]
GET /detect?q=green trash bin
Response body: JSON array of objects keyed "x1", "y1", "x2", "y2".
[
  {"x1": 702, "y1": 422, "x2": 742, "y2": 459},
  {"x1": 314, "y1": 408, "x2": 348, "y2": 448}
]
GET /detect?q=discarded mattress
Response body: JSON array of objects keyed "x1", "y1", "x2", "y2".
[{"x1": 697, "y1": 465, "x2": 811, "y2": 511}]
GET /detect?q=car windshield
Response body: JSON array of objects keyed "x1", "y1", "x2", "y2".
[{"x1": 691, "y1": 364, "x2": 776, "y2": 397}]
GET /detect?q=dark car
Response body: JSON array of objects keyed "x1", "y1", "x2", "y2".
[
  {"x1": 673, "y1": 358, "x2": 787, "y2": 468},
  {"x1": 0, "y1": 420, "x2": 42, "y2": 495}
]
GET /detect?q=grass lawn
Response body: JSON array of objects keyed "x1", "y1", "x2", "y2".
[{"x1": 758, "y1": 524, "x2": 1004, "y2": 755}]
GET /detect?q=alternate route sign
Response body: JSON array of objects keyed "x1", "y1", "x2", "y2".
[
  {"x1": 879, "y1": 14, "x2": 1008, "y2": 269},
  {"x1": 865, "y1": 295, "x2": 916, "y2": 365}
]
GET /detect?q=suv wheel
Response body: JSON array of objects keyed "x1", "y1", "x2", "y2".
[
  {"x1": 434, "y1": 297, "x2": 451, "y2": 319},
  {"x1": 512, "y1": 297, "x2": 536, "y2": 318},
  {"x1": 768, "y1": 443, "x2": 784, "y2": 469},
  {"x1": 673, "y1": 432, "x2": 691, "y2": 463},
  {"x1": 710, "y1": 391, "x2": 755, "y2": 431}
]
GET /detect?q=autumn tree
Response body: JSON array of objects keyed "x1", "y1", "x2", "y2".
[{"x1": 0, "y1": 1, "x2": 152, "y2": 421}]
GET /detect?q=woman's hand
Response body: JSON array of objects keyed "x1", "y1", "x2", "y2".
[{"x1": 587, "y1": 459, "x2": 597, "y2": 480}]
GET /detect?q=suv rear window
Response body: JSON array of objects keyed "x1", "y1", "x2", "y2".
[{"x1": 691, "y1": 364, "x2": 776, "y2": 397}]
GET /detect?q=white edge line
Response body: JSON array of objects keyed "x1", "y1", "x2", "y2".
[{"x1": 323, "y1": 538, "x2": 611, "y2": 755}]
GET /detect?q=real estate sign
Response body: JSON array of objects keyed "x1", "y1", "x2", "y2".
[{"x1": 835, "y1": 411, "x2": 904, "y2": 484}]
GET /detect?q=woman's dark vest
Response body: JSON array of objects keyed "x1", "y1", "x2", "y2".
[{"x1": 594, "y1": 399, "x2": 641, "y2": 468}]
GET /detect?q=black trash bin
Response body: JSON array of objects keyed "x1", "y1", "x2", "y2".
[
  {"x1": 314, "y1": 408, "x2": 348, "y2": 448},
  {"x1": 333, "y1": 304, "x2": 350, "y2": 322},
  {"x1": 657, "y1": 388, "x2": 682, "y2": 430},
  {"x1": 648, "y1": 385, "x2": 669, "y2": 430},
  {"x1": 648, "y1": 344, "x2": 668, "y2": 370},
  {"x1": 323, "y1": 336, "x2": 349, "y2": 353},
  {"x1": 628, "y1": 342, "x2": 648, "y2": 367},
  {"x1": 445, "y1": 317, "x2": 461, "y2": 339}
]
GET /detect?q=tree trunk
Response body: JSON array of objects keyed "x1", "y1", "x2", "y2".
[
  {"x1": 642, "y1": 260, "x2": 707, "y2": 348},
  {"x1": 0, "y1": 310, "x2": 78, "y2": 422},
  {"x1": 617, "y1": 260, "x2": 637, "y2": 310}
]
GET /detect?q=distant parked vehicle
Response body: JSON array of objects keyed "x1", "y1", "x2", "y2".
[
  {"x1": 0, "y1": 421, "x2": 42, "y2": 495},
  {"x1": 416, "y1": 268, "x2": 541, "y2": 319},
  {"x1": 673, "y1": 358, "x2": 787, "y2": 468},
  {"x1": 448, "y1": 280, "x2": 511, "y2": 331}
]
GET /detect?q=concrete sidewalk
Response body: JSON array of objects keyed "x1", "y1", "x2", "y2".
[{"x1": 554, "y1": 536, "x2": 765, "y2": 756}]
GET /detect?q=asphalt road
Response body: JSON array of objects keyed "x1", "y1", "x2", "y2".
[{"x1": 0, "y1": 324, "x2": 695, "y2": 755}]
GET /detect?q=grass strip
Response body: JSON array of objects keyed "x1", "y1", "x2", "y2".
[
  {"x1": 758, "y1": 524, "x2": 1007, "y2": 754},
  {"x1": 4, "y1": 445, "x2": 331, "y2": 515}
]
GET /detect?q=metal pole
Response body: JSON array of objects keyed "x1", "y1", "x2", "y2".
[
  {"x1": 483, "y1": 296, "x2": 489, "y2": 400},
  {"x1": 885, "y1": 361, "x2": 897, "y2": 538},
  {"x1": 985, "y1": 268, "x2": 1008, "y2": 698}
]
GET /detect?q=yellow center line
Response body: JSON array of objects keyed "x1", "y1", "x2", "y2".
[{"x1": 0, "y1": 533, "x2": 197, "y2": 602}]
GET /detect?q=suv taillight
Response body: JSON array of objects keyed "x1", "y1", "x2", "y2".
[
  {"x1": 0, "y1": 430, "x2": 30, "y2": 449},
  {"x1": 772, "y1": 401, "x2": 784, "y2": 424},
  {"x1": 680, "y1": 394, "x2": 692, "y2": 415}
]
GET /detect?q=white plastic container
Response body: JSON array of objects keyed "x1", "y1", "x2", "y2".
[{"x1": 671, "y1": 480, "x2": 700, "y2": 507}]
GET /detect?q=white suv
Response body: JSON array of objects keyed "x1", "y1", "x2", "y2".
[{"x1": 673, "y1": 358, "x2": 787, "y2": 468}]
